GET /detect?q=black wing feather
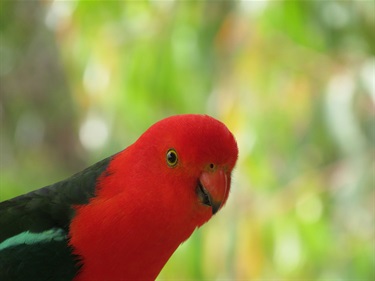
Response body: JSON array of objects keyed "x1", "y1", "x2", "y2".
[
  {"x1": 0, "y1": 156, "x2": 112, "y2": 280},
  {"x1": 0, "y1": 236, "x2": 81, "y2": 281},
  {"x1": 0, "y1": 156, "x2": 112, "y2": 242}
]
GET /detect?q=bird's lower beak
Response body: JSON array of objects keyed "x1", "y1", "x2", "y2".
[{"x1": 197, "y1": 168, "x2": 229, "y2": 215}]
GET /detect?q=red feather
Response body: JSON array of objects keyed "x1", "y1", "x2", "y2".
[{"x1": 69, "y1": 114, "x2": 238, "y2": 280}]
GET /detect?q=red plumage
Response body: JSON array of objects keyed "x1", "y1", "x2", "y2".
[{"x1": 69, "y1": 114, "x2": 238, "y2": 280}]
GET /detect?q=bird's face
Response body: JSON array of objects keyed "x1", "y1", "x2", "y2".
[
  {"x1": 160, "y1": 143, "x2": 235, "y2": 220},
  {"x1": 141, "y1": 114, "x2": 239, "y2": 226},
  {"x1": 99, "y1": 115, "x2": 238, "y2": 229}
]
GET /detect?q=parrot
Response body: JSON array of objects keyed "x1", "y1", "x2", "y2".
[{"x1": 0, "y1": 114, "x2": 238, "y2": 281}]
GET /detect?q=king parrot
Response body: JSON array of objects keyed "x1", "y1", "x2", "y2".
[{"x1": 0, "y1": 114, "x2": 238, "y2": 281}]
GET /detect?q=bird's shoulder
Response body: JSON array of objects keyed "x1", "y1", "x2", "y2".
[{"x1": 0, "y1": 156, "x2": 113, "y2": 242}]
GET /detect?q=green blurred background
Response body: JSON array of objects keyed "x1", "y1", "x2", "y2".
[{"x1": 0, "y1": 0, "x2": 374, "y2": 280}]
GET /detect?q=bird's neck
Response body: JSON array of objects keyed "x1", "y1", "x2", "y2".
[{"x1": 69, "y1": 191, "x2": 195, "y2": 281}]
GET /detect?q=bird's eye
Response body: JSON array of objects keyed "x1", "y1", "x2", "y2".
[{"x1": 166, "y1": 149, "x2": 178, "y2": 167}]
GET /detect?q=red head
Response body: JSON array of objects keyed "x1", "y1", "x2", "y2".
[{"x1": 70, "y1": 114, "x2": 238, "y2": 280}]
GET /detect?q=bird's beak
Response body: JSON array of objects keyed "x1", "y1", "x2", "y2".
[{"x1": 197, "y1": 168, "x2": 229, "y2": 215}]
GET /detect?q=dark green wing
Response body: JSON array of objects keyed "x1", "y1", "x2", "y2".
[
  {"x1": 0, "y1": 156, "x2": 112, "y2": 242},
  {"x1": 0, "y1": 228, "x2": 80, "y2": 281},
  {"x1": 0, "y1": 156, "x2": 112, "y2": 281}
]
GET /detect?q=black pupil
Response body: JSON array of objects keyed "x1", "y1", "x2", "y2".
[{"x1": 168, "y1": 151, "x2": 177, "y2": 164}]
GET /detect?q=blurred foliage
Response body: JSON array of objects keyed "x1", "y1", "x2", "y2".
[{"x1": 0, "y1": 0, "x2": 374, "y2": 280}]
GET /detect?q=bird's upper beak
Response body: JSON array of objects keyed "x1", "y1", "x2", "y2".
[{"x1": 197, "y1": 168, "x2": 229, "y2": 215}]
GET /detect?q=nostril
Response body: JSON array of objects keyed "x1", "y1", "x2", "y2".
[{"x1": 209, "y1": 163, "x2": 215, "y2": 170}]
